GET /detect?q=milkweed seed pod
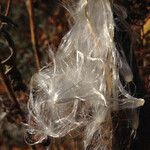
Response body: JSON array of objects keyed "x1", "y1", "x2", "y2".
[{"x1": 25, "y1": 0, "x2": 144, "y2": 149}]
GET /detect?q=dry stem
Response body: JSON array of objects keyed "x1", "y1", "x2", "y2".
[
  {"x1": 0, "y1": 61, "x2": 25, "y2": 121},
  {"x1": 26, "y1": 0, "x2": 41, "y2": 70}
]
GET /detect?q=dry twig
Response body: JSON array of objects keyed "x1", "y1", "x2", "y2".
[
  {"x1": 26, "y1": 0, "x2": 41, "y2": 70},
  {"x1": 5, "y1": 0, "x2": 12, "y2": 16}
]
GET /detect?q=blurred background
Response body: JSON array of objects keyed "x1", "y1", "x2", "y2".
[{"x1": 0, "y1": 0, "x2": 149, "y2": 150}]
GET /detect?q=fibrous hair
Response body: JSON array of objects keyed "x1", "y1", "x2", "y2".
[{"x1": 25, "y1": 0, "x2": 144, "y2": 149}]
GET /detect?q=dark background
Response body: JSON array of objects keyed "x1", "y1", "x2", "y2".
[{"x1": 0, "y1": 0, "x2": 149, "y2": 150}]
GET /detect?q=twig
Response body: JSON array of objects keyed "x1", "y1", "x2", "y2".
[
  {"x1": 26, "y1": 0, "x2": 41, "y2": 70},
  {"x1": 5, "y1": 0, "x2": 12, "y2": 16},
  {"x1": 0, "y1": 60, "x2": 25, "y2": 121},
  {"x1": 0, "y1": 0, "x2": 12, "y2": 29},
  {"x1": 0, "y1": 61, "x2": 17, "y2": 105}
]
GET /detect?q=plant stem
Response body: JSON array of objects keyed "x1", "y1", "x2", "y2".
[
  {"x1": 0, "y1": 61, "x2": 25, "y2": 121},
  {"x1": 5, "y1": 0, "x2": 12, "y2": 16},
  {"x1": 26, "y1": 0, "x2": 41, "y2": 70}
]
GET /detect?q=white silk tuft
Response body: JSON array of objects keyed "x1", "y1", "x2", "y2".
[{"x1": 25, "y1": 0, "x2": 144, "y2": 149}]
